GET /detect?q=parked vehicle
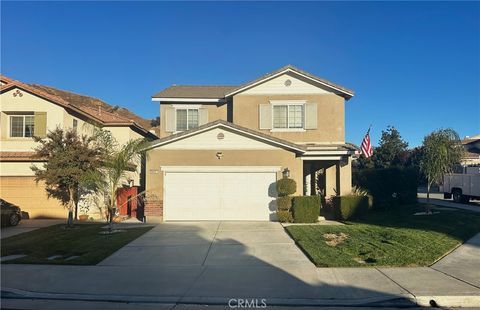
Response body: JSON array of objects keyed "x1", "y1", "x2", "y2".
[
  {"x1": 443, "y1": 171, "x2": 480, "y2": 203},
  {"x1": 0, "y1": 198, "x2": 22, "y2": 226}
]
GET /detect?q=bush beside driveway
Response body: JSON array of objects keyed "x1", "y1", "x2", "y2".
[{"x1": 286, "y1": 203, "x2": 480, "y2": 267}]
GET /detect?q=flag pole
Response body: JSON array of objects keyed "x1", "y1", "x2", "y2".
[{"x1": 366, "y1": 124, "x2": 372, "y2": 135}]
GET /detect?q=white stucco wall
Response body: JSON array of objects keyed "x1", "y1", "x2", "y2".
[{"x1": 1, "y1": 87, "x2": 144, "y2": 185}]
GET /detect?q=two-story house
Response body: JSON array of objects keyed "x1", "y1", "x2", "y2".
[
  {"x1": 144, "y1": 65, "x2": 357, "y2": 221},
  {"x1": 0, "y1": 75, "x2": 157, "y2": 219}
]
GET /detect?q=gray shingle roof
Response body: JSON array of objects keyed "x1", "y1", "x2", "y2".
[
  {"x1": 151, "y1": 65, "x2": 354, "y2": 100},
  {"x1": 152, "y1": 85, "x2": 237, "y2": 99}
]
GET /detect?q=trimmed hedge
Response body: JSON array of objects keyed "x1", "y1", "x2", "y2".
[
  {"x1": 276, "y1": 178, "x2": 296, "y2": 197},
  {"x1": 276, "y1": 210, "x2": 293, "y2": 223},
  {"x1": 292, "y1": 196, "x2": 320, "y2": 223},
  {"x1": 353, "y1": 167, "x2": 418, "y2": 209},
  {"x1": 332, "y1": 195, "x2": 370, "y2": 220},
  {"x1": 276, "y1": 196, "x2": 292, "y2": 211}
]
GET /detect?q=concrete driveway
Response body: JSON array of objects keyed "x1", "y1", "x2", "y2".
[
  {"x1": 99, "y1": 221, "x2": 313, "y2": 268},
  {"x1": 1, "y1": 219, "x2": 64, "y2": 239}
]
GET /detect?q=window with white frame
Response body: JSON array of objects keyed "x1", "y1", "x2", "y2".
[
  {"x1": 272, "y1": 104, "x2": 304, "y2": 129},
  {"x1": 10, "y1": 115, "x2": 35, "y2": 138},
  {"x1": 176, "y1": 109, "x2": 199, "y2": 131}
]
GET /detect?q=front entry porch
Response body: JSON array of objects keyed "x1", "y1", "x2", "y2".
[{"x1": 302, "y1": 156, "x2": 353, "y2": 197}]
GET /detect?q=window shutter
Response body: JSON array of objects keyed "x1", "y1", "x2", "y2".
[
  {"x1": 199, "y1": 108, "x2": 209, "y2": 126},
  {"x1": 165, "y1": 107, "x2": 176, "y2": 133},
  {"x1": 305, "y1": 103, "x2": 317, "y2": 129},
  {"x1": 259, "y1": 104, "x2": 272, "y2": 129},
  {"x1": 34, "y1": 112, "x2": 47, "y2": 138}
]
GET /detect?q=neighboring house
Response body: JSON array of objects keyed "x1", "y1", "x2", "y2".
[
  {"x1": 144, "y1": 65, "x2": 357, "y2": 221},
  {"x1": 460, "y1": 135, "x2": 480, "y2": 167},
  {"x1": 0, "y1": 75, "x2": 157, "y2": 219}
]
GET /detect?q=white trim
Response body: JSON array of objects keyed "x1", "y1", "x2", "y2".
[
  {"x1": 301, "y1": 156, "x2": 342, "y2": 160},
  {"x1": 174, "y1": 107, "x2": 199, "y2": 132},
  {"x1": 225, "y1": 68, "x2": 354, "y2": 98},
  {"x1": 161, "y1": 166, "x2": 281, "y2": 173},
  {"x1": 269, "y1": 100, "x2": 307, "y2": 105},
  {"x1": 171, "y1": 104, "x2": 201, "y2": 109},
  {"x1": 146, "y1": 122, "x2": 305, "y2": 153},
  {"x1": 303, "y1": 150, "x2": 353, "y2": 155},
  {"x1": 270, "y1": 101, "x2": 305, "y2": 131},
  {"x1": 9, "y1": 114, "x2": 35, "y2": 138},
  {"x1": 270, "y1": 129, "x2": 306, "y2": 132},
  {"x1": 152, "y1": 98, "x2": 224, "y2": 103}
]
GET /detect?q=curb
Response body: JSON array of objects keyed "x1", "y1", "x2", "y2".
[
  {"x1": 4, "y1": 287, "x2": 480, "y2": 308},
  {"x1": 413, "y1": 295, "x2": 480, "y2": 308},
  {"x1": 1, "y1": 288, "x2": 413, "y2": 307}
]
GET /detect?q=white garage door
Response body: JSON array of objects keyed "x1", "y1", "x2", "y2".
[{"x1": 163, "y1": 167, "x2": 278, "y2": 221}]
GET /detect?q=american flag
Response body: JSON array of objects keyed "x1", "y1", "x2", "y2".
[{"x1": 361, "y1": 129, "x2": 373, "y2": 158}]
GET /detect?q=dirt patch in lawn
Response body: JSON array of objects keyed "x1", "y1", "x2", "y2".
[{"x1": 323, "y1": 233, "x2": 348, "y2": 247}]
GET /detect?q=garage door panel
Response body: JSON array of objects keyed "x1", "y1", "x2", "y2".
[
  {"x1": 164, "y1": 169, "x2": 277, "y2": 221},
  {"x1": 220, "y1": 173, "x2": 276, "y2": 220},
  {"x1": 165, "y1": 172, "x2": 222, "y2": 220}
]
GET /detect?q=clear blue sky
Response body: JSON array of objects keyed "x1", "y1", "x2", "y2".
[{"x1": 2, "y1": 1, "x2": 479, "y2": 146}]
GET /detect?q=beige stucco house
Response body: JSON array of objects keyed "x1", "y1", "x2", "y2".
[
  {"x1": 0, "y1": 75, "x2": 156, "y2": 219},
  {"x1": 144, "y1": 65, "x2": 358, "y2": 221}
]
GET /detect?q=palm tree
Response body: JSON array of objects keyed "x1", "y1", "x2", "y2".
[{"x1": 86, "y1": 129, "x2": 148, "y2": 229}]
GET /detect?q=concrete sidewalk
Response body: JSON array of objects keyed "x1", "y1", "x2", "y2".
[
  {"x1": 2, "y1": 222, "x2": 480, "y2": 308},
  {"x1": 1, "y1": 219, "x2": 64, "y2": 239},
  {"x1": 3, "y1": 240, "x2": 480, "y2": 308},
  {"x1": 418, "y1": 193, "x2": 480, "y2": 213}
]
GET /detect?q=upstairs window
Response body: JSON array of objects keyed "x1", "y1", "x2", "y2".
[
  {"x1": 10, "y1": 115, "x2": 34, "y2": 138},
  {"x1": 176, "y1": 109, "x2": 199, "y2": 131},
  {"x1": 272, "y1": 104, "x2": 304, "y2": 129},
  {"x1": 73, "y1": 119, "x2": 78, "y2": 132}
]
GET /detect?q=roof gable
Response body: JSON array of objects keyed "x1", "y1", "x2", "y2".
[
  {"x1": 241, "y1": 72, "x2": 333, "y2": 95},
  {"x1": 226, "y1": 65, "x2": 354, "y2": 99},
  {"x1": 146, "y1": 120, "x2": 305, "y2": 153}
]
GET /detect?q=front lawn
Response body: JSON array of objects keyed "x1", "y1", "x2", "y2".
[
  {"x1": 1, "y1": 223, "x2": 153, "y2": 265},
  {"x1": 286, "y1": 204, "x2": 480, "y2": 267}
]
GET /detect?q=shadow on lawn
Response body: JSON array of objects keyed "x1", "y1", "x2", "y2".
[
  {"x1": 346, "y1": 203, "x2": 480, "y2": 247},
  {"x1": 2, "y1": 222, "x2": 420, "y2": 307}
]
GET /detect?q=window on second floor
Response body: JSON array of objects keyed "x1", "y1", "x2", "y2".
[
  {"x1": 272, "y1": 104, "x2": 304, "y2": 129},
  {"x1": 176, "y1": 109, "x2": 199, "y2": 131},
  {"x1": 73, "y1": 119, "x2": 78, "y2": 132},
  {"x1": 10, "y1": 115, "x2": 34, "y2": 138}
]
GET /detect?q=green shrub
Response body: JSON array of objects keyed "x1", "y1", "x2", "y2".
[
  {"x1": 353, "y1": 167, "x2": 418, "y2": 209},
  {"x1": 332, "y1": 195, "x2": 369, "y2": 220},
  {"x1": 292, "y1": 196, "x2": 320, "y2": 223},
  {"x1": 276, "y1": 178, "x2": 297, "y2": 196},
  {"x1": 276, "y1": 210, "x2": 293, "y2": 223},
  {"x1": 276, "y1": 196, "x2": 292, "y2": 210}
]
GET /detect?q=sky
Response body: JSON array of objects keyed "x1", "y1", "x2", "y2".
[{"x1": 1, "y1": 1, "x2": 479, "y2": 147}]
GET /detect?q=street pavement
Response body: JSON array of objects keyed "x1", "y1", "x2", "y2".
[{"x1": 1, "y1": 221, "x2": 480, "y2": 308}]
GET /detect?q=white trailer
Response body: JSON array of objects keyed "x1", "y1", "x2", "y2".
[{"x1": 443, "y1": 173, "x2": 480, "y2": 203}]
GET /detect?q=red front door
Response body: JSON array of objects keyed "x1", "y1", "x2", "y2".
[{"x1": 117, "y1": 187, "x2": 138, "y2": 218}]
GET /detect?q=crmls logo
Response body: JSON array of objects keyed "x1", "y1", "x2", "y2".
[{"x1": 228, "y1": 298, "x2": 267, "y2": 308}]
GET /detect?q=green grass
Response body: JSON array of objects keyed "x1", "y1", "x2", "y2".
[
  {"x1": 1, "y1": 223, "x2": 153, "y2": 265},
  {"x1": 286, "y1": 204, "x2": 480, "y2": 267}
]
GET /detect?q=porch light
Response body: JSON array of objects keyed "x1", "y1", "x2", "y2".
[{"x1": 282, "y1": 168, "x2": 290, "y2": 179}]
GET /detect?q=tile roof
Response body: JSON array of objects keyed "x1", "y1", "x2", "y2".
[
  {"x1": 152, "y1": 85, "x2": 237, "y2": 99},
  {"x1": 0, "y1": 152, "x2": 39, "y2": 162},
  {"x1": 0, "y1": 75, "x2": 156, "y2": 138}
]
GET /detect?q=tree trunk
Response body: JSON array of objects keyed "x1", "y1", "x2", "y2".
[
  {"x1": 426, "y1": 179, "x2": 432, "y2": 214},
  {"x1": 67, "y1": 209, "x2": 74, "y2": 227},
  {"x1": 67, "y1": 187, "x2": 76, "y2": 227},
  {"x1": 427, "y1": 181, "x2": 430, "y2": 202}
]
